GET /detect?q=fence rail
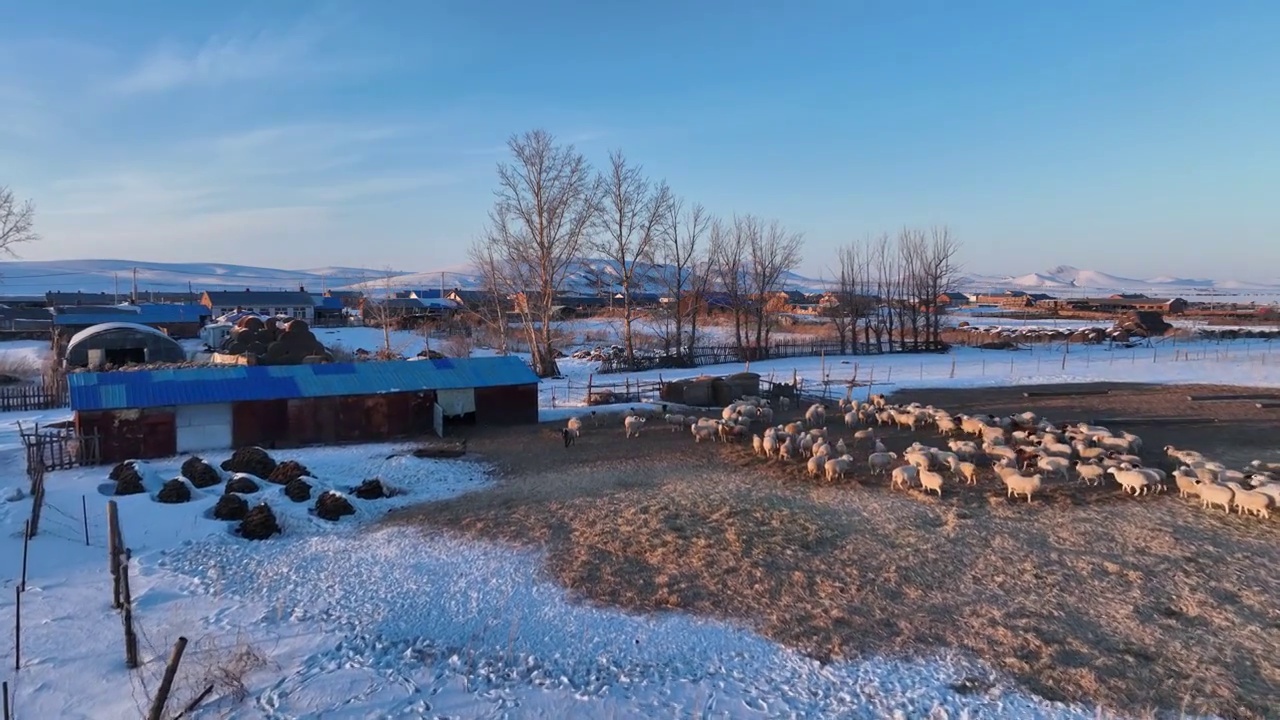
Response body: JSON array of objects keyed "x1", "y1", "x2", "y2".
[
  {"x1": 0, "y1": 379, "x2": 69, "y2": 411},
  {"x1": 597, "y1": 340, "x2": 945, "y2": 374}
]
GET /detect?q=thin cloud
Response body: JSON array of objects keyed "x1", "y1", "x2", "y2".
[{"x1": 107, "y1": 20, "x2": 327, "y2": 94}]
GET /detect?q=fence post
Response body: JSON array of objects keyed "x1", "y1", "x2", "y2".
[
  {"x1": 146, "y1": 636, "x2": 189, "y2": 720},
  {"x1": 3, "y1": 680, "x2": 9, "y2": 720},
  {"x1": 122, "y1": 549, "x2": 138, "y2": 669},
  {"x1": 108, "y1": 501, "x2": 121, "y2": 609},
  {"x1": 586, "y1": 374, "x2": 593, "y2": 403},
  {"x1": 20, "y1": 521, "x2": 29, "y2": 592},
  {"x1": 13, "y1": 586, "x2": 20, "y2": 672},
  {"x1": 82, "y1": 495, "x2": 90, "y2": 546}
]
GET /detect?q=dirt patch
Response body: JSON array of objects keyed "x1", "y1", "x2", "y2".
[{"x1": 385, "y1": 387, "x2": 1280, "y2": 719}]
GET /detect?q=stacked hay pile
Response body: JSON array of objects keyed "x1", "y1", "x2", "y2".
[{"x1": 223, "y1": 318, "x2": 332, "y2": 365}]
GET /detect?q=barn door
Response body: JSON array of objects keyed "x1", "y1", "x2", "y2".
[
  {"x1": 435, "y1": 388, "x2": 476, "y2": 418},
  {"x1": 433, "y1": 403, "x2": 443, "y2": 437}
]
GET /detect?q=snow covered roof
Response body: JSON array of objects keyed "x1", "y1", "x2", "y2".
[{"x1": 66, "y1": 322, "x2": 177, "y2": 349}]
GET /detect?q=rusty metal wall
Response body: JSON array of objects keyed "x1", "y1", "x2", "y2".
[
  {"x1": 78, "y1": 408, "x2": 177, "y2": 464},
  {"x1": 474, "y1": 383, "x2": 538, "y2": 425}
]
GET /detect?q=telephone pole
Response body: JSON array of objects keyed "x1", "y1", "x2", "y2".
[
  {"x1": 113, "y1": 273, "x2": 119, "y2": 305},
  {"x1": 131, "y1": 267, "x2": 138, "y2": 304}
]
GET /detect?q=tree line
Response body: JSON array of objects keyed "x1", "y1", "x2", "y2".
[{"x1": 470, "y1": 130, "x2": 960, "y2": 378}]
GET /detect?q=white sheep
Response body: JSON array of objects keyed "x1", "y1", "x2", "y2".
[
  {"x1": 1172, "y1": 469, "x2": 1201, "y2": 498},
  {"x1": 1223, "y1": 482, "x2": 1273, "y2": 519},
  {"x1": 752, "y1": 434, "x2": 764, "y2": 456},
  {"x1": 806, "y1": 455, "x2": 825, "y2": 478},
  {"x1": 867, "y1": 451, "x2": 897, "y2": 475},
  {"x1": 873, "y1": 438, "x2": 888, "y2": 454},
  {"x1": 1003, "y1": 473, "x2": 1043, "y2": 503},
  {"x1": 566, "y1": 416, "x2": 583, "y2": 438},
  {"x1": 1108, "y1": 468, "x2": 1151, "y2": 496},
  {"x1": 853, "y1": 429, "x2": 875, "y2": 445},
  {"x1": 692, "y1": 425, "x2": 716, "y2": 443},
  {"x1": 918, "y1": 468, "x2": 945, "y2": 497},
  {"x1": 824, "y1": 457, "x2": 852, "y2": 482},
  {"x1": 959, "y1": 461, "x2": 980, "y2": 485},
  {"x1": 1036, "y1": 455, "x2": 1071, "y2": 482},
  {"x1": 805, "y1": 403, "x2": 827, "y2": 429},
  {"x1": 1197, "y1": 483, "x2": 1234, "y2": 513},
  {"x1": 1075, "y1": 461, "x2": 1106, "y2": 486},
  {"x1": 663, "y1": 414, "x2": 686, "y2": 432},
  {"x1": 761, "y1": 433, "x2": 778, "y2": 455},
  {"x1": 624, "y1": 415, "x2": 646, "y2": 438},
  {"x1": 890, "y1": 464, "x2": 918, "y2": 490},
  {"x1": 779, "y1": 437, "x2": 799, "y2": 461}
]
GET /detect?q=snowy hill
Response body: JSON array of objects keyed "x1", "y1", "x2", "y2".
[
  {"x1": 3, "y1": 258, "x2": 1278, "y2": 299},
  {"x1": 0, "y1": 259, "x2": 413, "y2": 295}
]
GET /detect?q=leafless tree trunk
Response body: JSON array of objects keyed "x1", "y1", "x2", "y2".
[
  {"x1": 711, "y1": 219, "x2": 747, "y2": 355},
  {"x1": 466, "y1": 241, "x2": 511, "y2": 355},
  {"x1": 592, "y1": 151, "x2": 671, "y2": 368},
  {"x1": 357, "y1": 268, "x2": 405, "y2": 358},
  {"x1": 872, "y1": 234, "x2": 897, "y2": 353},
  {"x1": 0, "y1": 186, "x2": 38, "y2": 257},
  {"x1": 744, "y1": 216, "x2": 803, "y2": 352},
  {"x1": 686, "y1": 229, "x2": 717, "y2": 362},
  {"x1": 923, "y1": 226, "x2": 961, "y2": 346},
  {"x1": 477, "y1": 130, "x2": 599, "y2": 377},
  {"x1": 656, "y1": 197, "x2": 709, "y2": 364},
  {"x1": 831, "y1": 242, "x2": 870, "y2": 354},
  {"x1": 897, "y1": 228, "x2": 927, "y2": 350}
]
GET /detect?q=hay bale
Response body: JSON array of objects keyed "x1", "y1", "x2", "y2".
[
  {"x1": 213, "y1": 493, "x2": 248, "y2": 521},
  {"x1": 284, "y1": 477, "x2": 312, "y2": 502},
  {"x1": 224, "y1": 475, "x2": 260, "y2": 495},
  {"x1": 314, "y1": 491, "x2": 355, "y2": 521},
  {"x1": 352, "y1": 479, "x2": 386, "y2": 500},
  {"x1": 113, "y1": 464, "x2": 146, "y2": 496},
  {"x1": 238, "y1": 503, "x2": 281, "y2": 540},
  {"x1": 156, "y1": 478, "x2": 192, "y2": 504},
  {"x1": 267, "y1": 460, "x2": 310, "y2": 485},
  {"x1": 108, "y1": 460, "x2": 137, "y2": 482},
  {"x1": 180, "y1": 456, "x2": 221, "y2": 488},
  {"x1": 220, "y1": 447, "x2": 277, "y2": 478}
]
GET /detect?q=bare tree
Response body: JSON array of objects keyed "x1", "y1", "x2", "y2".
[
  {"x1": 710, "y1": 218, "x2": 748, "y2": 354},
  {"x1": 743, "y1": 216, "x2": 803, "y2": 351},
  {"x1": 829, "y1": 243, "x2": 865, "y2": 354},
  {"x1": 923, "y1": 226, "x2": 961, "y2": 346},
  {"x1": 477, "y1": 130, "x2": 599, "y2": 377},
  {"x1": 359, "y1": 268, "x2": 409, "y2": 358},
  {"x1": 656, "y1": 197, "x2": 709, "y2": 363},
  {"x1": 897, "y1": 228, "x2": 928, "y2": 350},
  {"x1": 685, "y1": 226, "x2": 718, "y2": 362},
  {"x1": 0, "y1": 186, "x2": 39, "y2": 256},
  {"x1": 871, "y1": 234, "x2": 897, "y2": 353},
  {"x1": 592, "y1": 150, "x2": 671, "y2": 367}
]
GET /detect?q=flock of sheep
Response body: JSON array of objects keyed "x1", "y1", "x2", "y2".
[{"x1": 564, "y1": 393, "x2": 1280, "y2": 521}]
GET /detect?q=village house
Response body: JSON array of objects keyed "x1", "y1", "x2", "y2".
[
  {"x1": 52, "y1": 303, "x2": 211, "y2": 344},
  {"x1": 1064, "y1": 296, "x2": 1188, "y2": 314},
  {"x1": 200, "y1": 289, "x2": 316, "y2": 321},
  {"x1": 935, "y1": 292, "x2": 970, "y2": 308}
]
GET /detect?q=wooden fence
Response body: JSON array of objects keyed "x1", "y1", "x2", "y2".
[
  {"x1": 0, "y1": 379, "x2": 69, "y2": 412},
  {"x1": 597, "y1": 339, "x2": 946, "y2": 374}
]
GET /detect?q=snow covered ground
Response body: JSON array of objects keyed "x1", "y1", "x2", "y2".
[
  {"x1": 0, "y1": 440, "x2": 1136, "y2": 719},
  {"x1": 0, "y1": 328, "x2": 1263, "y2": 718}
]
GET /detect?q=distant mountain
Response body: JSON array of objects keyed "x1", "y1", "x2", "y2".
[
  {"x1": 0, "y1": 259, "x2": 412, "y2": 295},
  {"x1": 3, "y1": 258, "x2": 1277, "y2": 300}
]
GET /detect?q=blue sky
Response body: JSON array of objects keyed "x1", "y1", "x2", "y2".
[{"x1": 2, "y1": 0, "x2": 1277, "y2": 281}]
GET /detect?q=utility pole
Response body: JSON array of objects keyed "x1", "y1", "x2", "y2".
[
  {"x1": 131, "y1": 267, "x2": 138, "y2": 304},
  {"x1": 113, "y1": 273, "x2": 119, "y2": 305}
]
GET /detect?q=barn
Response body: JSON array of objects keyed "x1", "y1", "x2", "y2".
[
  {"x1": 68, "y1": 356, "x2": 540, "y2": 463},
  {"x1": 64, "y1": 322, "x2": 188, "y2": 369}
]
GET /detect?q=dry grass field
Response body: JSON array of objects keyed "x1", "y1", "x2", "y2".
[{"x1": 386, "y1": 383, "x2": 1280, "y2": 719}]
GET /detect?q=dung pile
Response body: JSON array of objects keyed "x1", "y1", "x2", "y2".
[
  {"x1": 314, "y1": 491, "x2": 355, "y2": 521},
  {"x1": 180, "y1": 456, "x2": 221, "y2": 489},
  {"x1": 213, "y1": 493, "x2": 248, "y2": 520},
  {"x1": 353, "y1": 479, "x2": 387, "y2": 500},
  {"x1": 225, "y1": 475, "x2": 260, "y2": 495},
  {"x1": 156, "y1": 478, "x2": 192, "y2": 504},
  {"x1": 111, "y1": 462, "x2": 146, "y2": 496},
  {"x1": 284, "y1": 477, "x2": 312, "y2": 502},
  {"x1": 238, "y1": 503, "x2": 281, "y2": 540},
  {"x1": 220, "y1": 447, "x2": 277, "y2": 479},
  {"x1": 223, "y1": 317, "x2": 332, "y2": 365},
  {"x1": 267, "y1": 460, "x2": 310, "y2": 485}
]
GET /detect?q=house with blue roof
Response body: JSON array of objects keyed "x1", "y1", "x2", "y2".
[{"x1": 70, "y1": 355, "x2": 540, "y2": 463}]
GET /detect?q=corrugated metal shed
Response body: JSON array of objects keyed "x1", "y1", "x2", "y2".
[
  {"x1": 69, "y1": 356, "x2": 539, "y2": 411},
  {"x1": 53, "y1": 304, "x2": 209, "y2": 326}
]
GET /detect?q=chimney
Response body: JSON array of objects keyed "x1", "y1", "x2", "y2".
[{"x1": 299, "y1": 284, "x2": 306, "y2": 293}]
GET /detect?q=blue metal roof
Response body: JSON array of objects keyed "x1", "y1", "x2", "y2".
[
  {"x1": 68, "y1": 356, "x2": 539, "y2": 411},
  {"x1": 54, "y1": 304, "x2": 209, "y2": 326}
]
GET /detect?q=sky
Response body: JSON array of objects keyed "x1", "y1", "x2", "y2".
[{"x1": 1, "y1": 0, "x2": 1278, "y2": 282}]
